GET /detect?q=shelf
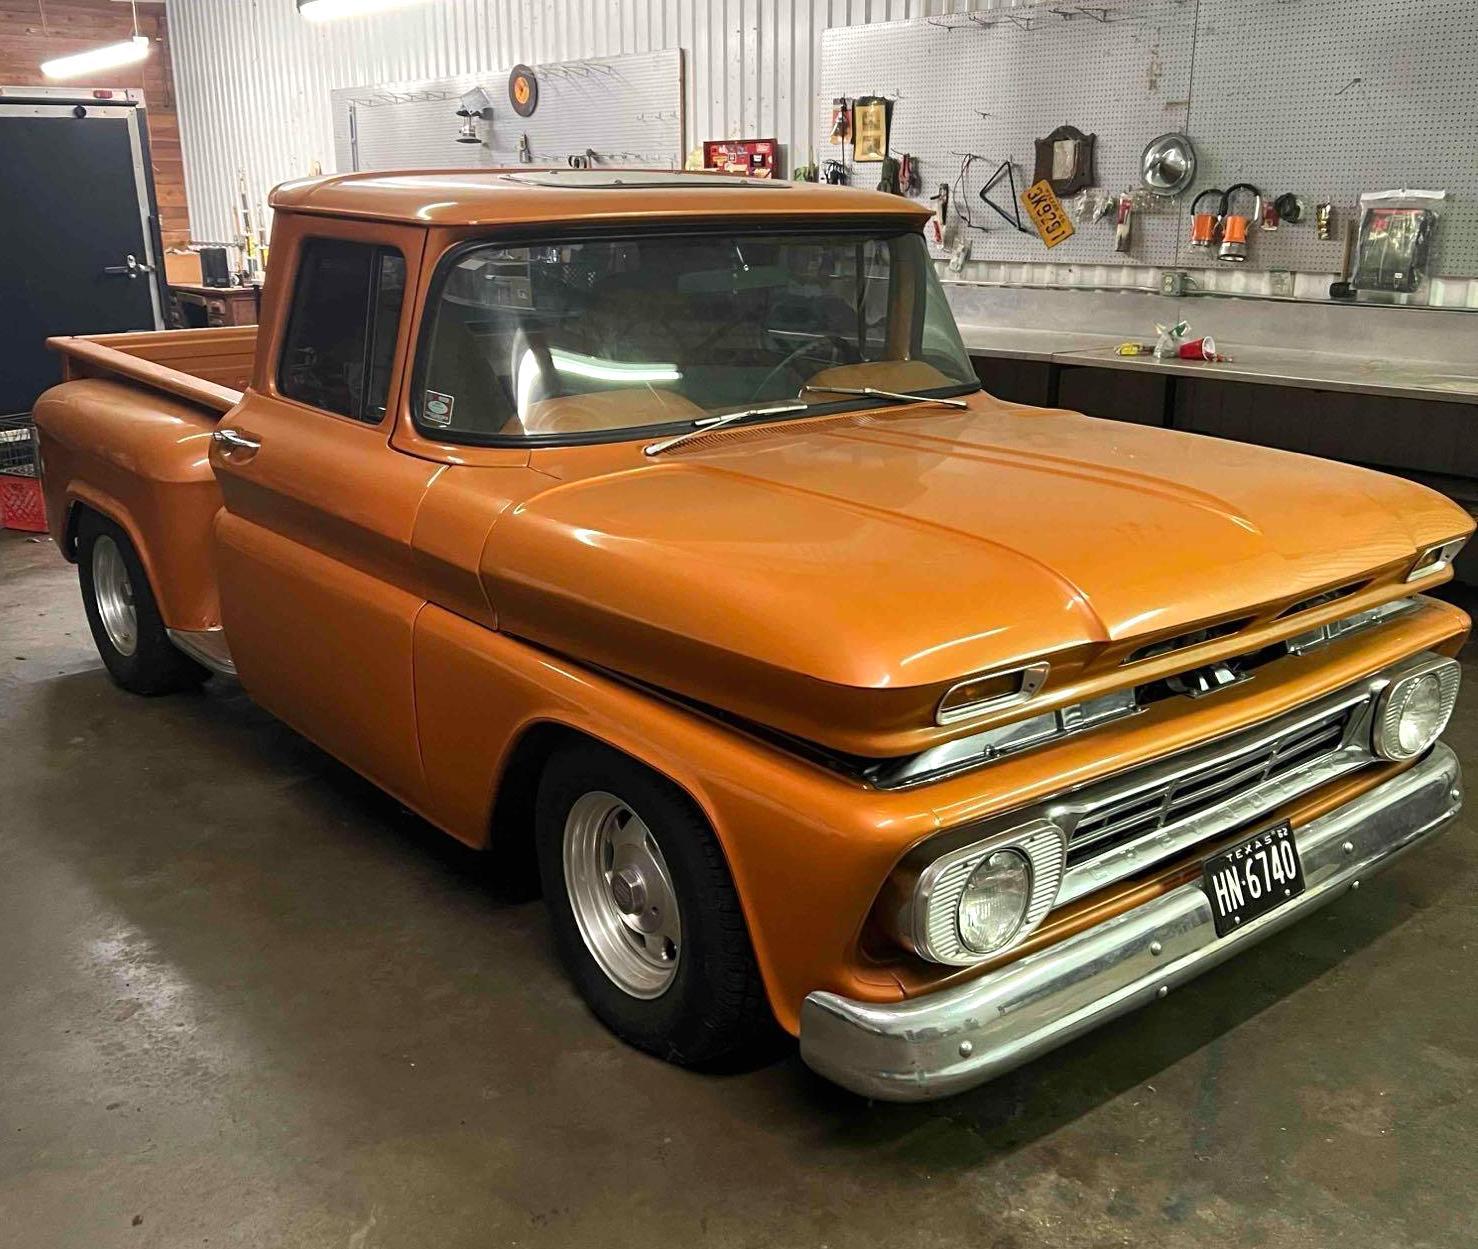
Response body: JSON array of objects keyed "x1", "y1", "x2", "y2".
[{"x1": 926, "y1": 2, "x2": 1141, "y2": 34}]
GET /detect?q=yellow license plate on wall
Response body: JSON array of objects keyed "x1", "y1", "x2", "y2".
[{"x1": 1021, "y1": 180, "x2": 1075, "y2": 248}]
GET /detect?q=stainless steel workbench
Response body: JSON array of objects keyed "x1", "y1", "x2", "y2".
[
  {"x1": 957, "y1": 321, "x2": 1478, "y2": 407},
  {"x1": 949, "y1": 282, "x2": 1478, "y2": 392}
]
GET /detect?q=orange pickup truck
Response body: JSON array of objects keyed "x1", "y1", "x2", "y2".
[{"x1": 35, "y1": 170, "x2": 1471, "y2": 1100}]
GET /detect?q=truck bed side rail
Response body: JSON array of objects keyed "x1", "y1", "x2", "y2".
[{"x1": 48, "y1": 326, "x2": 253, "y2": 416}]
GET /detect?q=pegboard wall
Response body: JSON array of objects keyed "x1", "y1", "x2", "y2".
[
  {"x1": 819, "y1": 0, "x2": 1478, "y2": 278},
  {"x1": 819, "y1": 3, "x2": 1196, "y2": 269},
  {"x1": 331, "y1": 49, "x2": 683, "y2": 174},
  {"x1": 1188, "y1": 0, "x2": 1478, "y2": 275}
]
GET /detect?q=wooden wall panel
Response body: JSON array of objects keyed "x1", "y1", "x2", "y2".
[{"x1": 0, "y1": 0, "x2": 188, "y2": 247}]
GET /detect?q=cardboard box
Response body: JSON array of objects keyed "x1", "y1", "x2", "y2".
[{"x1": 163, "y1": 250, "x2": 204, "y2": 286}]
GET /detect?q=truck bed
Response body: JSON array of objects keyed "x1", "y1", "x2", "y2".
[
  {"x1": 34, "y1": 326, "x2": 253, "y2": 632},
  {"x1": 48, "y1": 325, "x2": 256, "y2": 416}
]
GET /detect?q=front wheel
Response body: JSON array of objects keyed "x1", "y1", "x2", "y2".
[
  {"x1": 76, "y1": 510, "x2": 208, "y2": 695},
  {"x1": 536, "y1": 741, "x2": 777, "y2": 1067}
]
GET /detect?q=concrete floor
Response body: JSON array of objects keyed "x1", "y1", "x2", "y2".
[{"x1": 3, "y1": 527, "x2": 1477, "y2": 1249}]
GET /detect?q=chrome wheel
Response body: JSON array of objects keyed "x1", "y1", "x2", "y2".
[
  {"x1": 563, "y1": 791, "x2": 682, "y2": 999},
  {"x1": 91, "y1": 534, "x2": 138, "y2": 657}
]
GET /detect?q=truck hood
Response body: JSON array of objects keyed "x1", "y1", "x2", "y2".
[{"x1": 483, "y1": 401, "x2": 1466, "y2": 756}]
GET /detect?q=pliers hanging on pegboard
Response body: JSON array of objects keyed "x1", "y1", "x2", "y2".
[{"x1": 929, "y1": 182, "x2": 950, "y2": 243}]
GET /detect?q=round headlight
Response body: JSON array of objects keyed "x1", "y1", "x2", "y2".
[
  {"x1": 957, "y1": 849, "x2": 1032, "y2": 954},
  {"x1": 1376, "y1": 671, "x2": 1449, "y2": 761},
  {"x1": 1397, "y1": 674, "x2": 1444, "y2": 755},
  {"x1": 1374, "y1": 663, "x2": 1459, "y2": 761}
]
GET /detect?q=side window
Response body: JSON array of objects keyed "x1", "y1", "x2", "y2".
[{"x1": 278, "y1": 238, "x2": 406, "y2": 423}]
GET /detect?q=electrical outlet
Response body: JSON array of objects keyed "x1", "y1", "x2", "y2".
[
  {"x1": 1159, "y1": 269, "x2": 1187, "y2": 297},
  {"x1": 1269, "y1": 269, "x2": 1295, "y2": 298}
]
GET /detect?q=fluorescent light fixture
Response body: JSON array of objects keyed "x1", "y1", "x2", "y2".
[
  {"x1": 41, "y1": 34, "x2": 149, "y2": 79},
  {"x1": 515, "y1": 349, "x2": 542, "y2": 418},
  {"x1": 297, "y1": 0, "x2": 430, "y2": 20},
  {"x1": 549, "y1": 348, "x2": 681, "y2": 384}
]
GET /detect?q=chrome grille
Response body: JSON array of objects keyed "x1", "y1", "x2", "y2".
[{"x1": 1065, "y1": 702, "x2": 1357, "y2": 868}]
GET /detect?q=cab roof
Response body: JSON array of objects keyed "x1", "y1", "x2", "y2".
[{"x1": 269, "y1": 168, "x2": 932, "y2": 229}]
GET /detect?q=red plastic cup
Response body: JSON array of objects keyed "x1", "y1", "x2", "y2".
[{"x1": 1178, "y1": 336, "x2": 1217, "y2": 360}]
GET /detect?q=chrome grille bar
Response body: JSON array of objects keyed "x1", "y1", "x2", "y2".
[
  {"x1": 1063, "y1": 703, "x2": 1357, "y2": 868},
  {"x1": 1045, "y1": 687, "x2": 1378, "y2": 905},
  {"x1": 902, "y1": 654, "x2": 1450, "y2": 921}
]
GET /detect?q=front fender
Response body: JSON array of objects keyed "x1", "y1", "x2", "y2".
[{"x1": 410, "y1": 604, "x2": 936, "y2": 1034}]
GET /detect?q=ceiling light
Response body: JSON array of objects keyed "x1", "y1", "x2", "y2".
[
  {"x1": 548, "y1": 348, "x2": 681, "y2": 383},
  {"x1": 41, "y1": 34, "x2": 150, "y2": 79},
  {"x1": 42, "y1": 0, "x2": 150, "y2": 80},
  {"x1": 297, "y1": 0, "x2": 429, "y2": 20}
]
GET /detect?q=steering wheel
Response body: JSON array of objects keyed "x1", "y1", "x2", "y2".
[{"x1": 749, "y1": 333, "x2": 863, "y2": 403}]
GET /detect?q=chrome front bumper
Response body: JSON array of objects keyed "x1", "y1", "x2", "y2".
[{"x1": 800, "y1": 743, "x2": 1463, "y2": 1101}]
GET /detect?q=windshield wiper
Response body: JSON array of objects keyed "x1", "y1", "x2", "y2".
[
  {"x1": 643, "y1": 403, "x2": 807, "y2": 457},
  {"x1": 802, "y1": 384, "x2": 969, "y2": 410}
]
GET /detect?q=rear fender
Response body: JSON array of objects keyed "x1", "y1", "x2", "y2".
[
  {"x1": 34, "y1": 378, "x2": 225, "y2": 630},
  {"x1": 62, "y1": 481, "x2": 155, "y2": 576}
]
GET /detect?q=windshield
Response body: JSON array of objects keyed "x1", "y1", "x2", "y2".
[{"x1": 414, "y1": 229, "x2": 978, "y2": 442}]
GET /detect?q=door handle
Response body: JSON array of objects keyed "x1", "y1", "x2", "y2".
[
  {"x1": 213, "y1": 427, "x2": 261, "y2": 453},
  {"x1": 102, "y1": 253, "x2": 155, "y2": 279}
]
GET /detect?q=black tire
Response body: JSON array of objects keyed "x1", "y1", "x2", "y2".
[
  {"x1": 535, "y1": 740, "x2": 778, "y2": 1067},
  {"x1": 76, "y1": 510, "x2": 208, "y2": 696}
]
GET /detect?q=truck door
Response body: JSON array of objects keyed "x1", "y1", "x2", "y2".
[{"x1": 209, "y1": 220, "x2": 435, "y2": 809}]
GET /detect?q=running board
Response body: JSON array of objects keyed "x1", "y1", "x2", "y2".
[{"x1": 166, "y1": 627, "x2": 237, "y2": 677}]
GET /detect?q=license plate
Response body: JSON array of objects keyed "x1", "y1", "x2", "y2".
[
  {"x1": 1021, "y1": 179, "x2": 1076, "y2": 248},
  {"x1": 1202, "y1": 822, "x2": 1306, "y2": 938}
]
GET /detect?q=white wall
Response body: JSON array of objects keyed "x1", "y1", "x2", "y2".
[{"x1": 166, "y1": 0, "x2": 967, "y2": 243}]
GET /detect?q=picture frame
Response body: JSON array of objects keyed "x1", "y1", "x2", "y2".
[
  {"x1": 1033, "y1": 125, "x2": 1096, "y2": 196},
  {"x1": 852, "y1": 97, "x2": 889, "y2": 163}
]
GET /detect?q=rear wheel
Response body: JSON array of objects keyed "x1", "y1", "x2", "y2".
[
  {"x1": 536, "y1": 741, "x2": 777, "y2": 1066},
  {"x1": 76, "y1": 510, "x2": 208, "y2": 695}
]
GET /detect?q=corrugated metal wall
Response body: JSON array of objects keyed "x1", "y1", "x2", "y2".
[{"x1": 166, "y1": 0, "x2": 968, "y2": 242}]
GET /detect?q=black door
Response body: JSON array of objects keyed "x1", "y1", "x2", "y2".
[{"x1": 0, "y1": 103, "x2": 162, "y2": 418}]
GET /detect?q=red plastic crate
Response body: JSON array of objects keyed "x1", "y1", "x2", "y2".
[{"x1": 0, "y1": 476, "x2": 47, "y2": 533}]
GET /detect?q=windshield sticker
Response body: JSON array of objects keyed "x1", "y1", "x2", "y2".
[{"x1": 423, "y1": 390, "x2": 455, "y2": 427}]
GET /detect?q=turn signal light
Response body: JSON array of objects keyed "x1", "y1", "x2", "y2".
[
  {"x1": 936, "y1": 662, "x2": 1050, "y2": 725},
  {"x1": 1406, "y1": 536, "x2": 1468, "y2": 582}
]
